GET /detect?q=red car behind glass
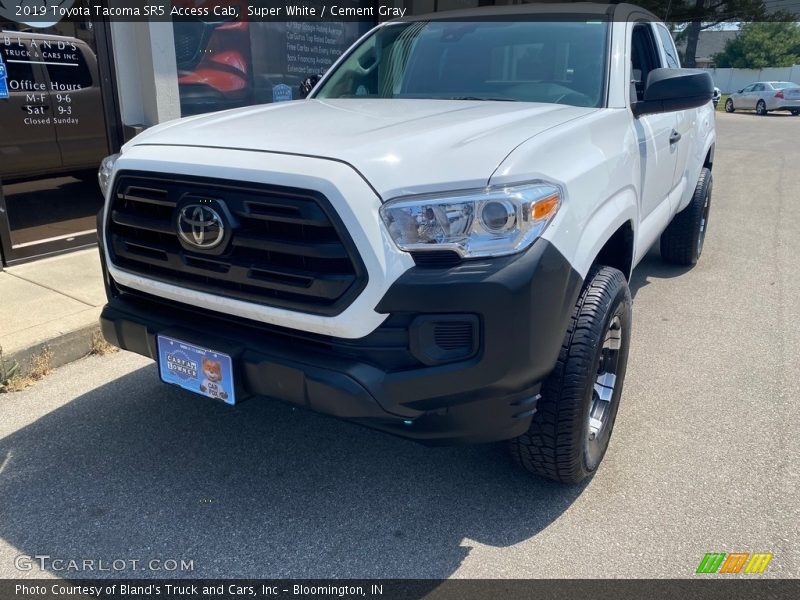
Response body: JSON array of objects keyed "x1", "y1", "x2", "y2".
[{"x1": 173, "y1": 0, "x2": 252, "y2": 115}]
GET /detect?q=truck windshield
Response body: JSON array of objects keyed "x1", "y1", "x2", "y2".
[{"x1": 315, "y1": 20, "x2": 609, "y2": 107}]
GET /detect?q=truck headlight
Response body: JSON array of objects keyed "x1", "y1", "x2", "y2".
[
  {"x1": 379, "y1": 182, "x2": 561, "y2": 258},
  {"x1": 98, "y1": 153, "x2": 120, "y2": 197}
]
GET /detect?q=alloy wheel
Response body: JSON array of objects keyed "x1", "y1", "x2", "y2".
[
  {"x1": 586, "y1": 314, "x2": 623, "y2": 469},
  {"x1": 697, "y1": 186, "x2": 711, "y2": 257}
]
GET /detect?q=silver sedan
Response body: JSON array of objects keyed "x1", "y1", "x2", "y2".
[{"x1": 725, "y1": 81, "x2": 800, "y2": 116}]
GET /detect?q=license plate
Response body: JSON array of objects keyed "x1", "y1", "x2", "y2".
[{"x1": 157, "y1": 334, "x2": 236, "y2": 405}]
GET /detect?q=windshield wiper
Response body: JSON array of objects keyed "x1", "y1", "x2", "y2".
[{"x1": 448, "y1": 96, "x2": 519, "y2": 102}]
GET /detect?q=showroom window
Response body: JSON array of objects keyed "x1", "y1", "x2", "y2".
[{"x1": 172, "y1": 19, "x2": 374, "y2": 116}]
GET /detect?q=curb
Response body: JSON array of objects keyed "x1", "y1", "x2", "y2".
[{"x1": 4, "y1": 324, "x2": 101, "y2": 378}]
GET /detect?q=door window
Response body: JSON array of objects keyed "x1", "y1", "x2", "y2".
[
  {"x1": 0, "y1": 39, "x2": 35, "y2": 87},
  {"x1": 44, "y1": 45, "x2": 93, "y2": 90},
  {"x1": 655, "y1": 25, "x2": 680, "y2": 69},
  {"x1": 630, "y1": 23, "x2": 662, "y2": 102}
]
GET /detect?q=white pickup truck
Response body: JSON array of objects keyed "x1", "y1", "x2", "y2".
[{"x1": 97, "y1": 4, "x2": 715, "y2": 483}]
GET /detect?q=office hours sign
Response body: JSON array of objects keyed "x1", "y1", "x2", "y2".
[{"x1": 1, "y1": 31, "x2": 90, "y2": 126}]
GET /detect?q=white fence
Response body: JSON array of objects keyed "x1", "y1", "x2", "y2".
[{"x1": 702, "y1": 66, "x2": 800, "y2": 93}]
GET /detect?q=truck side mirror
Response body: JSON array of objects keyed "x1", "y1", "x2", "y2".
[
  {"x1": 299, "y1": 74, "x2": 323, "y2": 98},
  {"x1": 632, "y1": 68, "x2": 713, "y2": 117}
]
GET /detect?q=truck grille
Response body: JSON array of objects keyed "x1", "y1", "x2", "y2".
[{"x1": 106, "y1": 172, "x2": 367, "y2": 316}]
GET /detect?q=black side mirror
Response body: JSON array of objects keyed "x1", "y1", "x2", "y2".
[
  {"x1": 737, "y1": 89, "x2": 743, "y2": 93},
  {"x1": 633, "y1": 68, "x2": 713, "y2": 117},
  {"x1": 299, "y1": 74, "x2": 323, "y2": 98}
]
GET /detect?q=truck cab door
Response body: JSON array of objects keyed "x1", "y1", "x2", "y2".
[
  {"x1": 41, "y1": 40, "x2": 108, "y2": 171},
  {"x1": 629, "y1": 21, "x2": 677, "y2": 247},
  {"x1": 0, "y1": 36, "x2": 62, "y2": 180},
  {"x1": 655, "y1": 23, "x2": 695, "y2": 214}
]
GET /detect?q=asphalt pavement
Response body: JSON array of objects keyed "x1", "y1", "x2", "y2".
[{"x1": 0, "y1": 111, "x2": 798, "y2": 579}]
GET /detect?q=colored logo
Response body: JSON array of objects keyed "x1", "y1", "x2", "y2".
[
  {"x1": 696, "y1": 552, "x2": 773, "y2": 574},
  {"x1": 177, "y1": 204, "x2": 225, "y2": 249},
  {"x1": 272, "y1": 83, "x2": 292, "y2": 103},
  {"x1": 0, "y1": 59, "x2": 8, "y2": 100},
  {"x1": 165, "y1": 350, "x2": 197, "y2": 381}
]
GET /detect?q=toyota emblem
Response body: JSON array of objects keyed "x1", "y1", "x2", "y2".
[{"x1": 177, "y1": 204, "x2": 225, "y2": 249}]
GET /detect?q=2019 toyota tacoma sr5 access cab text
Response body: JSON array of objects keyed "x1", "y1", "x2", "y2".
[{"x1": 96, "y1": 4, "x2": 715, "y2": 483}]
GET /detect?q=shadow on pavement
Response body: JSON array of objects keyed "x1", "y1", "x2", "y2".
[
  {"x1": 0, "y1": 362, "x2": 587, "y2": 579},
  {"x1": 629, "y1": 245, "x2": 695, "y2": 298}
]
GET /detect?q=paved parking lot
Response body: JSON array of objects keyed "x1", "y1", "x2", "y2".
[{"x1": 0, "y1": 112, "x2": 798, "y2": 579}]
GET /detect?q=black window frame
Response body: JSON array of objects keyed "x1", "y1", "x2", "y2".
[{"x1": 630, "y1": 21, "x2": 662, "y2": 103}]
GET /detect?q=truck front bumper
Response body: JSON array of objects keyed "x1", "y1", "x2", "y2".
[{"x1": 99, "y1": 239, "x2": 582, "y2": 444}]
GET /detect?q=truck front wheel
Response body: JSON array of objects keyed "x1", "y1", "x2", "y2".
[{"x1": 509, "y1": 266, "x2": 632, "y2": 484}]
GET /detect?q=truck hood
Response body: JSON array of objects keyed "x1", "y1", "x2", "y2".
[{"x1": 128, "y1": 99, "x2": 597, "y2": 199}]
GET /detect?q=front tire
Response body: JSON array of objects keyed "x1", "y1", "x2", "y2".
[
  {"x1": 660, "y1": 168, "x2": 712, "y2": 266},
  {"x1": 509, "y1": 266, "x2": 632, "y2": 484},
  {"x1": 756, "y1": 100, "x2": 767, "y2": 116},
  {"x1": 725, "y1": 98, "x2": 735, "y2": 112},
  {"x1": 791, "y1": 110, "x2": 799, "y2": 116}
]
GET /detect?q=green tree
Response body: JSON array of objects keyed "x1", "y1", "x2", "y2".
[
  {"x1": 713, "y1": 22, "x2": 800, "y2": 68},
  {"x1": 636, "y1": 0, "x2": 792, "y2": 68}
]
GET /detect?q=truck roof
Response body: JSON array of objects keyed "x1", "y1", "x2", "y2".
[{"x1": 398, "y1": 2, "x2": 660, "y2": 23}]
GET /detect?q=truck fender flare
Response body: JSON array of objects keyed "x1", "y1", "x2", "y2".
[{"x1": 544, "y1": 186, "x2": 638, "y2": 280}]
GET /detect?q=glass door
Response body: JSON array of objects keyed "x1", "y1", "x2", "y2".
[{"x1": 0, "y1": 10, "x2": 117, "y2": 265}]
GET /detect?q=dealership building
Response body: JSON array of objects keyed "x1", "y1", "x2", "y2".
[{"x1": 0, "y1": 0, "x2": 511, "y2": 267}]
